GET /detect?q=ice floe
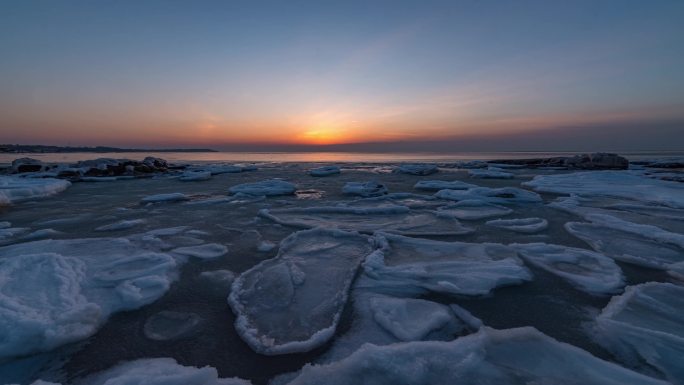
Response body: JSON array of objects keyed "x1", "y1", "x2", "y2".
[
  {"x1": 468, "y1": 169, "x2": 515, "y2": 179},
  {"x1": 0, "y1": 176, "x2": 70, "y2": 205},
  {"x1": 144, "y1": 311, "x2": 203, "y2": 341},
  {"x1": 486, "y1": 217, "x2": 548, "y2": 233},
  {"x1": 342, "y1": 181, "x2": 388, "y2": 197},
  {"x1": 73, "y1": 358, "x2": 250, "y2": 385},
  {"x1": 394, "y1": 164, "x2": 439, "y2": 175},
  {"x1": 179, "y1": 170, "x2": 212, "y2": 181},
  {"x1": 95, "y1": 219, "x2": 146, "y2": 232},
  {"x1": 284, "y1": 327, "x2": 664, "y2": 385},
  {"x1": 172, "y1": 243, "x2": 228, "y2": 259},
  {"x1": 413, "y1": 180, "x2": 478, "y2": 191},
  {"x1": 565, "y1": 214, "x2": 684, "y2": 269},
  {"x1": 512, "y1": 243, "x2": 624, "y2": 294},
  {"x1": 435, "y1": 186, "x2": 542, "y2": 205},
  {"x1": 360, "y1": 233, "x2": 531, "y2": 297},
  {"x1": 369, "y1": 296, "x2": 463, "y2": 341},
  {"x1": 524, "y1": 170, "x2": 684, "y2": 208},
  {"x1": 259, "y1": 205, "x2": 474, "y2": 236},
  {"x1": 437, "y1": 200, "x2": 513, "y2": 220},
  {"x1": 0, "y1": 236, "x2": 180, "y2": 360},
  {"x1": 309, "y1": 165, "x2": 341, "y2": 177},
  {"x1": 199, "y1": 269, "x2": 236, "y2": 289},
  {"x1": 352, "y1": 192, "x2": 445, "y2": 209},
  {"x1": 228, "y1": 228, "x2": 376, "y2": 355},
  {"x1": 228, "y1": 179, "x2": 296, "y2": 196},
  {"x1": 595, "y1": 282, "x2": 684, "y2": 383},
  {"x1": 141, "y1": 193, "x2": 190, "y2": 203}
]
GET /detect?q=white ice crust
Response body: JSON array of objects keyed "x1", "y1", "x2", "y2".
[
  {"x1": 285, "y1": 327, "x2": 666, "y2": 385},
  {"x1": 486, "y1": 217, "x2": 548, "y2": 233},
  {"x1": 595, "y1": 282, "x2": 684, "y2": 384},
  {"x1": 0, "y1": 176, "x2": 70, "y2": 205},
  {"x1": 228, "y1": 228, "x2": 376, "y2": 355}
]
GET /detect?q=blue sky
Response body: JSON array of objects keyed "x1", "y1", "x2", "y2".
[{"x1": 1, "y1": 0, "x2": 682, "y2": 150}]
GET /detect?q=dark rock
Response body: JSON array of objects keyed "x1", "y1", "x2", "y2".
[
  {"x1": 489, "y1": 153, "x2": 628, "y2": 170},
  {"x1": 644, "y1": 161, "x2": 684, "y2": 169},
  {"x1": 11, "y1": 158, "x2": 43, "y2": 173}
]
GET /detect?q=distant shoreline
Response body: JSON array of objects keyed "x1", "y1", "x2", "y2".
[{"x1": 0, "y1": 145, "x2": 217, "y2": 153}]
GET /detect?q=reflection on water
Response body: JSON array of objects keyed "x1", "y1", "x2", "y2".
[{"x1": 1, "y1": 151, "x2": 682, "y2": 164}]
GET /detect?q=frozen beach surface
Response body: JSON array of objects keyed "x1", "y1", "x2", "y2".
[
  {"x1": 0, "y1": 176, "x2": 70, "y2": 205},
  {"x1": 595, "y1": 282, "x2": 684, "y2": 383},
  {"x1": 284, "y1": 327, "x2": 666, "y2": 385},
  {"x1": 228, "y1": 228, "x2": 376, "y2": 355},
  {"x1": 228, "y1": 179, "x2": 296, "y2": 196}
]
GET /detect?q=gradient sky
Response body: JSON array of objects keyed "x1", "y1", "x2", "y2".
[{"x1": 1, "y1": 0, "x2": 683, "y2": 150}]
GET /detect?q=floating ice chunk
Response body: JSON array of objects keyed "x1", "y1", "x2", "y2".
[
  {"x1": 394, "y1": 164, "x2": 439, "y2": 175},
  {"x1": 512, "y1": 243, "x2": 624, "y2": 295},
  {"x1": 20, "y1": 228, "x2": 61, "y2": 241},
  {"x1": 595, "y1": 282, "x2": 684, "y2": 383},
  {"x1": 0, "y1": 237, "x2": 179, "y2": 360},
  {"x1": 0, "y1": 176, "x2": 70, "y2": 205},
  {"x1": 361, "y1": 233, "x2": 531, "y2": 297},
  {"x1": 0, "y1": 226, "x2": 29, "y2": 242},
  {"x1": 229, "y1": 179, "x2": 296, "y2": 196},
  {"x1": 437, "y1": 200, "x2": 513, "y2": 220},
  {"x1": 435, "y1": 186, "x2": 542, "y2": 205},
  {"x1": 257, "y1": 240, "x2": 276, "y2": 252},
  {"x1": 144, "y1": 311, "x2": 203, "y2": 341},
  {"x1": 414, "y1": 180, "x2": 478, "y2": 191},
  {"x1": 172, "y1": 243, "x2": 228, "y2": 259},
  {"x1": 342, "y1": 181, "x2": 388, "y2": 197},
  {"x1": 95, "y1": 219, "x2": 146, "y2": 232},
  {"x1": 199, "y1": 269, "x2": 236, "y2": 289},
  {"x1": 259, "y1": 206, "x2": 474, "y2": 236},
  {"x1": 285, "y1": 327, "x2": 665, "y2": 385},
  {"x1": 228, "y1": 228, "x2": 376, "y2": 355},
  {"x1": 0, "y1": 221, "x2": 10, "y2": 229},
  {"x1": 565, "y1": 214, "x2": 684, "y2": 269},
  {"x1": 486, "y1": 217, "x2": 548, "y2": 233},
  {"x1": 352, "y1": 193, "x2": 444, "y2": 210},
  {"x1": 669, "y1": 262, "x2": 684, "y2": 281},
  {"x1": 369, "y1": 297, "x2": 455, "y2": 341},
  {"x1": 523, "y1": 170, "x2": 684, "y2": 208},
  {"x1": 309, "y1": 165, "x2": 341, "y2": 177},
  {"x1": 179, "y1": 170, "x2": 212, "y2": 181},
  {"x1": 146, "y1": 226, "x2": 190, "y2": 236},
  {"x1": 79, "y1": 358, "x2": 251, "y2": 385},
  {"x1": 141, "y1": 193, "x2": 189, "y2": 203},
  {"x1": 468, "y1": 169, "x2": 514, "y2": 179}
]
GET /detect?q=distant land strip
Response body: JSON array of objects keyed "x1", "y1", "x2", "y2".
[{"x1": 0, "y1": 145, "x2": 218, "y2": 153}]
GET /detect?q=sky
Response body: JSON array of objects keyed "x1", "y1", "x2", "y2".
[{"x1": 0, "y1": 0, "x2": 683, "y2": 151}]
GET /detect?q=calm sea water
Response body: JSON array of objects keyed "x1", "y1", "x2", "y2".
[{"x1": 1, "y1": 151, "x2": 682, "y2": 164}]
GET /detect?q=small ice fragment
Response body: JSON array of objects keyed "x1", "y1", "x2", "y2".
[
  {"x1": 486, "y1": 217, "x2": 548, "y2": 233},
  {"x1": 144, "y1": 311, "x2": 203, "y2": 341},
  {"x1": 342, "y1": 181, "x2": 388, "y2": 197},
  {"x1": 172, "y1": 243, "x2": 228, "y2": 259}
]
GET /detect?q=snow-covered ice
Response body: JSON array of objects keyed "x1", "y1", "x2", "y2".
[
  {"x1": 342, "y1": 181, "x2": 388, "y2": 197},
  {"x1": 95, "y1": 219, "x2": 146, "y2": 232},
  {"x1": 468, "y1": 169, "x2": 515, "y2": 179},
  {"x1": 309, "y1": 165, "x2": 341, "y2": 177},
  {"x1": 284, "y1": 327, "x2": 665, "y2": 385},
  {"x1": 413, "y1": 180, "x2": 477, "y2": 191},
  {"x1": 394, "y1": 164, "x2": 439, "y2": 175},
  {"x1": 435, "y1": 186, "x2": 542, "y2": 205},
  {"x1": 512, "y1": 243, "x2": 624, "y2": 294},
  {"x1": 0, "y1": 236, "x2": 180, "y2": 360},
  {"x1": 524, "y1": 170, "x2": 684, "y2": 208},
  {"x1": 141, "y1": 193, "x2": 190, "y2": 203},
  {"x1": 179, "y1": 170, "x2": 212, "y2": 181},
  {"x1": 595, "y1": 282, "x2": 684, "y2": 383},
  {"x1": 486, "y1": 217, "x2": 548, "y2": 233},
  {"x1": 437, "y1": 200, "x2": 513, "y2": 220},
  {"x1": 259, "y1": 205, "x2": 474, "y2": 236},
  {"x1": 228, "y1": 228, "x2": 376, "y2": 355},
  {"x1": 361, "y1": 233, "x2": 532, "y2": 297},
  {"x1": 0, "y1": 176, "x2": 70, "y2": 205},
  {"x1": 172, "y1": 243, "x2": 228, "y2": 259},
  {"x1": 228, "y1": 179, "x2": 296, "y2": 196}
]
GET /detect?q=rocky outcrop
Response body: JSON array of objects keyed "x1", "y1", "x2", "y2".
[
  {"x1": 6, "y1": 157, "x2": 179, "y2": 179},
  {"x1": 489, "y1": 153, "x2": 629, "y2": 170},
  {"x1": 11, "y1": 158, "x2": 45, "y2": 173}
]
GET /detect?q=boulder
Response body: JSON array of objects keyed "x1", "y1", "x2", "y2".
[{"x1": 11, "y1": 158, "x2": 43, "y2": 173}]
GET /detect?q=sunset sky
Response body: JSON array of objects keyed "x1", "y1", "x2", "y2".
[{"x1": 1, "y1": 0, "x2": 683, "y2": 151}]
